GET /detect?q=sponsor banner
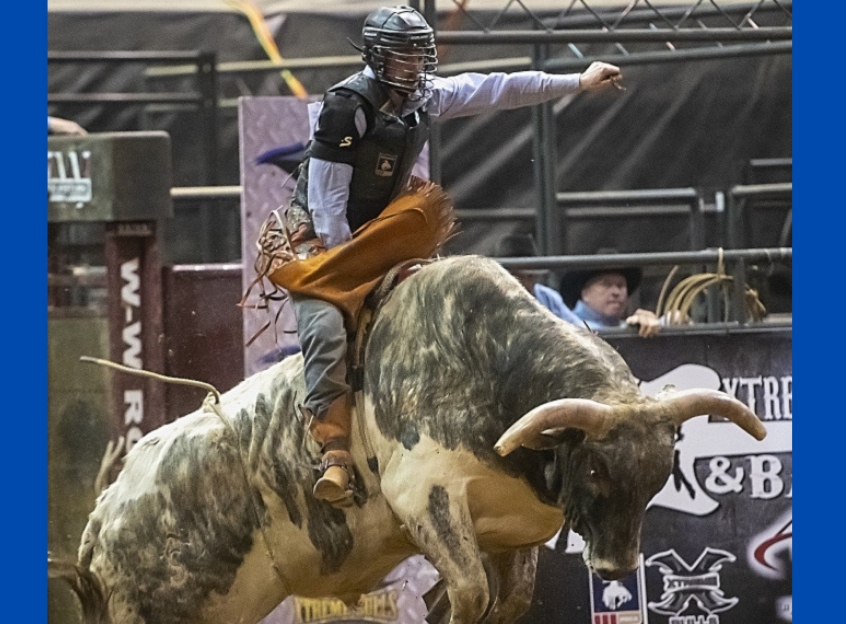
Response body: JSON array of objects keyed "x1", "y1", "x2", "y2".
[
  {"x1": 104, "y1": 223, "x2": 166, "y2": 450},
  {"x1": 645, "y1": 548, "x2": 739, "y2": 620},
  {"x1": 589, "y1": 555, "x2": 647, "y2": 624},
  {"x1": 260, "y1": 555, "x2": 438, "y2": 624},
  {"x1": 48, "y1": 147, "x2": 92, "y2": 204},
  {"x1": 629, "y1": 332, "x2": 792, "y2": 624},
  {"x1": 293, "y1": 589, "x2": 399, "y2": 624},
  {"x1": 531, "y1": 331, "x2": 791, "y2": 624}
]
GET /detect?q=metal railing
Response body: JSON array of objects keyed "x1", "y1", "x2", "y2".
[
  {"x1": 499, "y1": 247, "x2": 791, "y2": 326},
  {"x1": 726, "y1": 182, "x2": 792, "y2": 249},
  {"x1": 555, "y1": 188, "x2": 706, "y2": 252},
  {"x1": 747, "y1": 158, "x2": 792, "y2": 184},
  {"x1": 170, "y1": 185, "x2": 710, "y2": 250},
  {"x1": 50, "y1": 0, "x2": 791, "y2": 208},
  {"x1": 48, "y1": 50, "x2": 220, "y2": 186}
]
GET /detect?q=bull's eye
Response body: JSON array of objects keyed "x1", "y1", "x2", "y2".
[{"x1": 586, "y1": 463, "x2": 611, "y2": 498}]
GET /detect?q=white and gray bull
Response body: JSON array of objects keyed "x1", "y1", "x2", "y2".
[{"x1": 51, "y1": 255, "x2": 767, "y2": 624}]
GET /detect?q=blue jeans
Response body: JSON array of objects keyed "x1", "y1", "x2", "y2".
[{"x1": 291, "y1": 294, "x2": 349, "y2": 417}]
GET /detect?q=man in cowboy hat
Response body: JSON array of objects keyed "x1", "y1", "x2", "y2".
[
  {"x1": 492, "y1": 233, "x2": 582, "y2": 326},
  {"x1": 559, "y1": 259, "x2": 662, "y2": 337}
]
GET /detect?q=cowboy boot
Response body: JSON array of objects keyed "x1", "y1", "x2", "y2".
[{"x1": 305, "y1": 394, "x2": 354, "y2": 506}]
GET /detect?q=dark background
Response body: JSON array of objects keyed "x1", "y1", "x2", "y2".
[
  {"x1": 48, "y1": 6, "x2": 792, "y2": 265},
  {"x1": 525, "y1": 330, "x2": 792, "y2": 624}
]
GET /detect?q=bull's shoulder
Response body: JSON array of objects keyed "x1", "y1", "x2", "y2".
[{"x1": 365, "y1": 255, "x2": 640, "y2": 457}]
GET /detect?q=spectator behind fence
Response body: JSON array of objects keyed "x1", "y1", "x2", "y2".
[
  {"x1": 492, "y1": 234, "x2": 582, "y2": 327},
  {"x1": 48, "y1": 116, "x2": 87, "y2": 136},
  {"x1": 560, "y1": 256, "x2": 662, "y2": 337}
]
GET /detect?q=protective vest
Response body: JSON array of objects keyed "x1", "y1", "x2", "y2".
[{"x1": 296, "y1": 72, "x2": 431, "y2": 232}]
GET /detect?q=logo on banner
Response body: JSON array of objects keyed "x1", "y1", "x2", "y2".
[
  {"x1": 48, "y1": 149, "x2": 92, "y2": 205},
  {"x1": 748, "y1": 510, "x2": 792, "y2": 579},
  {"x1": 589, "y1": 555, "x2": 647, "y2": 624},
  {"x1": 776, "y1": 595, "x2": 792, "y2": 622},
  {"x1": 375, "y1": 153, "x2": 397, "y2": 177},
  {"x1": 639, "y1": 364, "x2": 792, "y2": 517},
  {"x1": 122, "y1": 257, "x2": 145, "y2": 451},
  {"x1": 646, "y1": 548, "x2": 738, "y2": 623},
  {"x1": 294, "y1": 588, "x2": 398, "y2": 623}
]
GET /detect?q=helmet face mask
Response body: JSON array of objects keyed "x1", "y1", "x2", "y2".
[
  {"x1": 369, "y1": 45, "x2": 437, "y2": 95},
  {"x1": 362, "y1": 6, "x2": 438, "y2": 97}
]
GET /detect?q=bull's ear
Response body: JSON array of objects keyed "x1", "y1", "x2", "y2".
[
  {"x1": 514, "y1": 427, "x2": 574, "y2": 451},
  {"x1": 538, "y1": 427, "x2": 570, "y2": 447}
]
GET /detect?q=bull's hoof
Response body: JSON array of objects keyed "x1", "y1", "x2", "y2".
[{"x1": 313, "y1": 466, "x2": 354, "y2": 508}]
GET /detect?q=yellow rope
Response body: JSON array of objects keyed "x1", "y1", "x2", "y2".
[
  {"x1": 225, "y1": 0, "x2": 308, "y2": 98},
  {"x1": 655, "y1": 248, "x2": 767, "y2": 324},
  {"x1": 655, "y1": 265, "x2": 679, "y2": 318}
]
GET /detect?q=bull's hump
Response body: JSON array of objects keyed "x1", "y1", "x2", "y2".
[{"x1": 369, "y1": 255, "x2": 637, "y2": 454}]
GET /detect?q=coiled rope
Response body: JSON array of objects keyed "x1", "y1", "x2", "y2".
[{"x1": 655, "y1": 248, "x2": 767, "y2": 324}]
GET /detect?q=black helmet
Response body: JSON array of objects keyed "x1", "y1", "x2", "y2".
[{"x1": 361, "y1": 5, "x2": 437, "y2": 96}]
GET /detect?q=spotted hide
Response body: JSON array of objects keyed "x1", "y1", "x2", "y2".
[{"x1": 51, "y1": 255, "x2": 767, "y2": 624}]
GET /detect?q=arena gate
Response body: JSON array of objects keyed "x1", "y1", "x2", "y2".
[{"x1": 48, "y1": 131, "x2": 244, "y2": 622}]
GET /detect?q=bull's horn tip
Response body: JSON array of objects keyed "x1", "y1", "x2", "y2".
[{"x1": 493, "y1": 442, "x2": 510, "y2": 456}]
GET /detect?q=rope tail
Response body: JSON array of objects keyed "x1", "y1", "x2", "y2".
[{"x1": 79, "y1": 356, "x2": 222, "y2": 404}]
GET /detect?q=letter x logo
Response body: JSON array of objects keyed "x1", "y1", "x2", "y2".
[{"x1": 645, "y1": 548, "x2": 739, "y2": 616}]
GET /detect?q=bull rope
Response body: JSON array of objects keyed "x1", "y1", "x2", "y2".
[
  {"x1": 350, "y1": 307, "x2": 378, "y2": 470},
  {"x1": 348, "y1": 257, "x2": 436, "y2": 474},
  {"x1": 79, "y1": 356, "x2": 293, "y2": 597}
]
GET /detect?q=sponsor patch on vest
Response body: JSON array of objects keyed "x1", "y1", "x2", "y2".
[{"x1": 376, "y1": 153, "x2": 397, "y2": 177}]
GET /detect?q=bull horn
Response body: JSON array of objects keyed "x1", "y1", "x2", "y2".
[
  {"x1": 494, "y1": 398, "x2": 615, "y2": 457},
  {"x1": 662, "y1": 389, "x2": 767, "y2": 441}
]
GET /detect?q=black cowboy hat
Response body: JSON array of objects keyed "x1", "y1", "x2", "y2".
[
  {"x1": 492, "y1": 234, "x2": 548, "y2": 275},
  {"x1": 559, "y1": 265, "x2": 643, "y2": 309}
]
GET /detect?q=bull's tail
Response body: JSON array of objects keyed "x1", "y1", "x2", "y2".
[{"x1": 48, "y1": 554, "x2": 112, "y2": 624}]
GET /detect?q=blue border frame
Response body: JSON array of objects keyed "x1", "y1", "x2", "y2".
[
  {"x1": 36, "y1": 4, "x2": 806, "y2": 624},
  {"x1": 793, "y1": 2, "x2": 837, "y2": 621},
  {"x1": 7, "y1": 3, "x2": 45, "y2": 619}
]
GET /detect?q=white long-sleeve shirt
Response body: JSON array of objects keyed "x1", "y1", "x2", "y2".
[{"x1": 308, "y1": 67, "x2": 582, "y2": 248}]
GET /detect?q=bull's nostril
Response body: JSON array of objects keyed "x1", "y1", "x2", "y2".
[{"x1": 594, "y1": 566, "x2": 632, "y2": 581}]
